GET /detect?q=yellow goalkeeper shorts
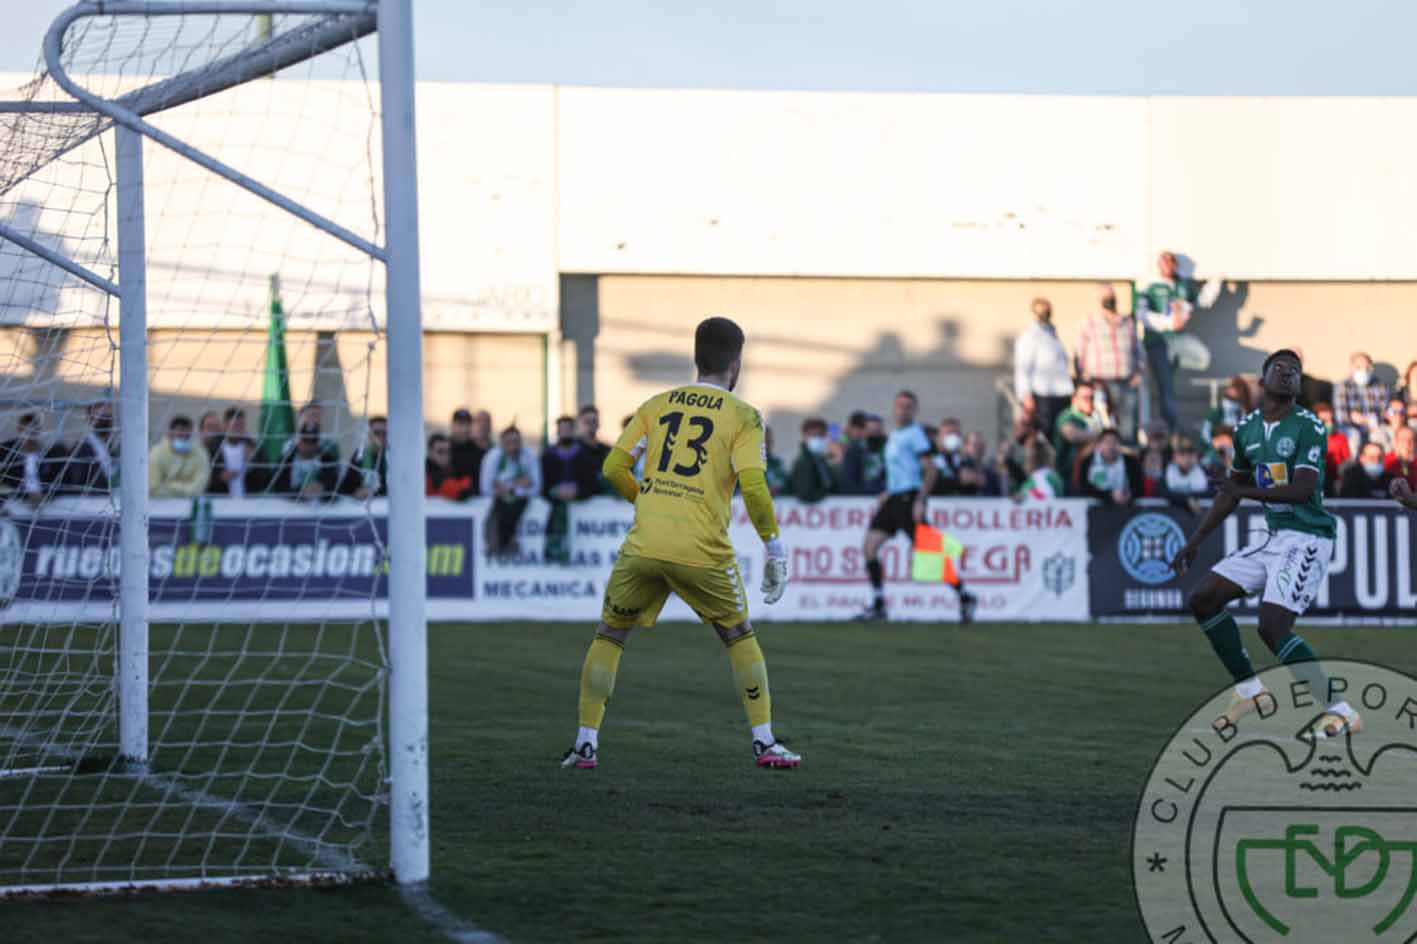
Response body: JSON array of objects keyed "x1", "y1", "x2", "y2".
[{"x1": 601, "y1": 553, "x2": 750, "y2": 629}]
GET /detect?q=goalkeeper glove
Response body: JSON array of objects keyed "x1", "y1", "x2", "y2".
[{"x1": 762, "y1": 537, "x2": 788, "y2": 605}]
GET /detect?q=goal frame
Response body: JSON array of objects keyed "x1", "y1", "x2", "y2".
[{"x1": 0, "y1": 0, "x2": 429, "y2": 892}]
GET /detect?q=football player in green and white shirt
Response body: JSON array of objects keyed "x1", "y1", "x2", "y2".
[{"x1": 1171, "y1": 349, "x2": 1360, "y2": 739}]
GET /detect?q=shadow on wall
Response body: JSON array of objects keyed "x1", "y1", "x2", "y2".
[
  {"x1": 1184, "y1": 280, "x2": 1264, "y2": 379},
  {"x1": 622, "y1": 317, "x2": 1008, "y2": 453}
]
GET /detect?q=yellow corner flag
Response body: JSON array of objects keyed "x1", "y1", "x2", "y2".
[{"x1": 911, "y1": 523, "x2": 963, "y2": 584}]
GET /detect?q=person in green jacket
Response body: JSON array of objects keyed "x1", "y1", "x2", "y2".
[
  {"x1": 789, "y1": 417, "x2": 835, "y2": 504},
  {"x1": 1052, "y1": 382, "x2": 1103, "y2": 489}
]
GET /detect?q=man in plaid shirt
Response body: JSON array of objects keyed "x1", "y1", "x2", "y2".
[
  {"x1": 1333, "y1": 350, "x2": 1389, "y2": 452},
  {"x1": 1074, "y1": 283, "x2": 1142, "y2": 443}
]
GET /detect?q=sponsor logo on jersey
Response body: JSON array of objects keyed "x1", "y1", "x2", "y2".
[{"x1": 1258, "y1": 462, "x2": 1291, "y2": 488}]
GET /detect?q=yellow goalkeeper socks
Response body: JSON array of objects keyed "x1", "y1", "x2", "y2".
[
  {"x1": 577, "y1": 634, "x2": 624, "y2": 732},
  {"x1": 726, "y1": 632, "x2": 772, "y2": 731}
]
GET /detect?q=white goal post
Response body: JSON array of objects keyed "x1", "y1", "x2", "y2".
[{"x1": 0, "y1": 0, "x2": 428, "y2": 893}]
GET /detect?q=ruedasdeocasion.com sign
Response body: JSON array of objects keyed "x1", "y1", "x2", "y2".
[
  {"x1": 1090, "y1": 500, "x2": 1417, "y2": 619},
  {"x1": 0, "y1": 495, "x2": 1090, "y2": 623},
  {"x1": 0, "y1": 497, "x2": 476, "y2": 623},
  {"x1": 1134, "y1": 659, "x2": 1417, "y2": 941}
]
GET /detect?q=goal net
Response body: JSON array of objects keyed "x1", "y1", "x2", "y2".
[{"x1": 0, "y1": 2, "x2": 423, "y2": 893}]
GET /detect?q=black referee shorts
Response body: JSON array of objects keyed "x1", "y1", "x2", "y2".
[{"x1": 869, "y1": 490, "x2": 919, "y2": 538}]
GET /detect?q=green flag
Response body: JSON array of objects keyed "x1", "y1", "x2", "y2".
[{"x1": 257, "y1": 274, "x2": 295, "y2": 466}]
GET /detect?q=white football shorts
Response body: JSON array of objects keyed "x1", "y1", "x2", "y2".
[{"x1": 1212, "y1": 528, "x2": 1333, "y2": 615}]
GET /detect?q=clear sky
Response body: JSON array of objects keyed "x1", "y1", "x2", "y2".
[{"x1": 2, "y1": 0, "x2": 1414, "y2": 96}]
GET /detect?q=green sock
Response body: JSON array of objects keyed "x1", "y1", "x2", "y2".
[
  {"x1": 1276, "y1": 633, "x2": 1332, "y2": 707},
  {"x1": 1198, "y1": 610, "x2": 1255, "y2": 684}
]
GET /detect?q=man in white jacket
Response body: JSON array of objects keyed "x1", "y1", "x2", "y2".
[{"x1": 1013, "y1": 297, "x2": 1073, "y2": 438}]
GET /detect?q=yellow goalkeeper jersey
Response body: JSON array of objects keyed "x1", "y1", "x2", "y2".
[{"x1": 615, "y1": 382, "x2": 766, "y2": 568}]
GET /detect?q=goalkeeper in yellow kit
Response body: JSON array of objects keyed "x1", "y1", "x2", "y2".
[{"x1": 560, "y1": 317, "x2": 799, "y2": 770}]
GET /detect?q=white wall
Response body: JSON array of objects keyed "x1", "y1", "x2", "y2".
[
  {"x1": 1147, "y1": 97, "x2": 1417, "y2": 280},
  {"x1": 555, "y1": 89, "x2": 1417, "y2": 282},
  {"x1": 6, "y1": 76, "x2": 1417, "y2": 336},
  {"x1": 556, "y1": 90, "x2": 1149, "y2": 279}
]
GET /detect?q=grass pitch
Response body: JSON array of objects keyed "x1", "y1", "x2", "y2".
[{"x1": 6, "y1": 620, "x2": 1416, "y2": 943}]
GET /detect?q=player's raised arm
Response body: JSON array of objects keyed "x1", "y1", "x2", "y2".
[
  {"x1": 602, "y1": 410, "x2": 647, "y2": 503},
  {"x1": 733, "y1": 412, "x2": 788, "y2": 604}
]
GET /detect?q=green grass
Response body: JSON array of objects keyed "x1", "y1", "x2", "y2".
[{"x1": 5, "y1": 621, "x2": 1417, "y2": 943}]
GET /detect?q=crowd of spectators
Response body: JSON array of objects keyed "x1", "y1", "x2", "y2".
[
  {"x1": 0, "y1": 401, "x2": 621, "y2": 507},
  {"x1": 6, "y1": 256, "x2": 1414, "y2": 519},
  {"x1": 752, "y1": 349, "x2": 1417, "y2": 510}
]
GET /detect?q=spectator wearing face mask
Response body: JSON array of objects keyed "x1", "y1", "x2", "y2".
[
  {"x1": 1162, "y1": 437, "x2": 1210, "y2": 513},
  {"x1": 1340, "y1": 442, "x2": 1390, "y2": 499},
  {"x1": 1201, "y1": 375, "x2": 1253, "y2": 444},
  {"x1": 1334, "y1": 352, "x2": 1389, "y2": 453},
  {"x1": 790, "y1": 417, "x2": 835, "y2": 504},
  {"x1": 929, "y1": 418, "x2": 968, "y2": 496},
  {"x1": 1312, "y1": 402, "x2": 1351, "y2": 496},
  {"x1": 1076, "y1": 428, "x2": 1140, "y2": 505},
  {"x1": 149, "y1": 415, "x2": 211, "y2": 498},
  {"x1": 839, "y1": 413, "x2": 886, "y2": 496},
  {"x1": 1385, "y1": 426, "x2": 1417, "y2": 494}
]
